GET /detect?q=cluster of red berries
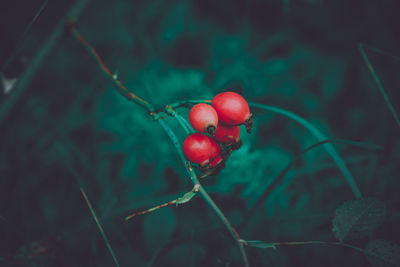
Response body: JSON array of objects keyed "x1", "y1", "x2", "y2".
[{"x1": 183, "y1": 92, "x2": 253, "y2": 176}]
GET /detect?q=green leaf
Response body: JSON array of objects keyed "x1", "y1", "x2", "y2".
[
  {"x1": 365, "y1": 240, "x2": 400, "y2": 267},
  {"x1": 176, "y1": 190, "x2": 197, "y2": 205},
  {"x1": 332, "y1": 198, "x2": 386, "y2": 242}
]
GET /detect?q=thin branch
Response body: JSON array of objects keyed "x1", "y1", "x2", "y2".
[
  {"x1": 168, "y1": 100, "x2": 362, "y2": 199},
  {"x1": 124, "y1": 186, "x2": 198, "y2": 221},
  {"x1": 198, "y1": 185, "x2": 249, "y2": 267},
  {"x1": 70, "y1": 29, "x2": 250, "y2": 267},
  {"x1": 240, "y1": 139, "x2": 382, "y2": 232},
  {"x1": 68, "y1": 25, "x2": 153, "y2": 112},
  {"x1": 244, "y1": 239, "x2": 364, "y2": 254},
  {"x1": 175, "y1": 113, "x2": 194, "y2": 134},
  {"x1": 158, "y1": 118, "x2": 249, "y2": 266},
  {"x1": 358, "y1": 43, "x2": 400, "y2": 129},
  {"x1": 80, "y1": 187, "x2": 121, "y2": 267},
  {"x1": 359, "y1": 43, "x2": 400, "y2": 61},
  {"x1": 251, "y1": 102, "x2": 362, "y2": 199},
  {"x1": 170, "y1": 99, "x2": 211, "y2": 109}
]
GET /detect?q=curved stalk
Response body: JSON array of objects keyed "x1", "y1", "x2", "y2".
[
  {"x1": 169, "y1": 99, "x2": 362, "y2": 199},
  {"x1": 69, "y1": 27, "x2": 249, "y2": 267}
]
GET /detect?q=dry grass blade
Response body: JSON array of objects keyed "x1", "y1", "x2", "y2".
[
  {"x1": 80, "y1": 187, "x2": 121, "y2": 267},
  {"x1": 358, "y1": 43, "x2": 400, "y2": 129}
]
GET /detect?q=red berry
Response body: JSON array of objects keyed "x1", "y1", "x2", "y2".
[
  {"x1": 183, "y1": 133, "x2": 221, "y2": 166},
  {"x1": 212, "y1": 92, "x2": 253, "y2": 132},
  {"x1": 213, "y1": 124, "x2": 240, "y2": 144},
  {"x1": 209, "y1": 137, "x2": 222, "y2": 167},
  {"x1": 209, "y1": 137, "x2": 221, "y2": 159},
  {"x1": 210, "y1": 155, "x2": 223, "y2": 167},
  {"x1": 189, "y1": 103, "x2": 218, "y2": 135}
]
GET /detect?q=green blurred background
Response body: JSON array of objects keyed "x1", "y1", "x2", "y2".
[{"x1": 0, "y1": 0, "x2": 399, "y2": 266}]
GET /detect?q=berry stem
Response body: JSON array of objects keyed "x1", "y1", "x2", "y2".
[
  {"x1": 243, "y1": 239, "x2": 364, "y2": 253},
  {"x1": 158, "y1": 119, "x2": 250, "y2": 267},
  {"x1": 169, "y1": 99, "x2": 362, "y2": 200},
  {"x1": 170, "y1": 99, "x2": 211, "y2": 109},
  {"x1": 69, "y1": 28, "x2": 249, "y2": 267},
  {"x1": 175, "y1": 113, "x2": 194, "y2": 134}
]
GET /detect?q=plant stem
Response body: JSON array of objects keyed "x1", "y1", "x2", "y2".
[
  {"x1": 275, "y1": 240, "x2": 364, "y2": 253},
  {"x1": 170, "y1": 99, "x2": 211, "y2": 109},
  {"x1": 169, "y1": 101, "x2": 372, "y2": 255},
  {"x1": 358, "y1": 43, "x2": 400, "y2": 129},
  {"x1": 198, "y1": 185, "x2": 249, "y2": 267},
  {"x1": 241, "y1": 139, "x2": 381, "y2": 233},
  {"x1": 70, "y1": 28, "x2": 249, "y2": 267},
  {"x1": 245, "y1": 239, "x2": 364, "y2": 254},
  {"x1": 175, "y1": 113, "x2": 194, "y2": 134},
  {"x1": 169, "y1": 99, "x2": 362, "y2": 199},
  {"x1": 249, "y1": 102, "x2": 362, "y2": 199},
  {"x1": 80, "y1": 187, "x2": 121, "y2": 267},
  {"x1": 160, "y1": 114, "x2": 249, "y2": 267},
  {"x1": 69, "y1": 25, "x2": 153, "y2": 113}
]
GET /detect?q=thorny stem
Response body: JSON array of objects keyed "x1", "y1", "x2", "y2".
[
  {"x1": 68, "y1": 24, "x2": 154, "y2": 113},
  {"x1": 69, "y1": 26, "x2": 249, "y2": 267}
]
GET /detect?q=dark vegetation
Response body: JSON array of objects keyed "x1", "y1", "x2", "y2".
[{"x1": 0, "y1": 0, "x2": 399, "y2": 266}]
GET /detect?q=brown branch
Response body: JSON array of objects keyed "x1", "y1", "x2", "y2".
[
  {"x1": 69, "y1": 26, "x2": 249, "y2": 266},
  {"x1": 67, "y1": 23, "x2": 154, "y2": 113}
]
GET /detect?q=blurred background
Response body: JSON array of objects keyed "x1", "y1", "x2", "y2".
[{"x1": 0, "y1": 0, "x2": 399, "y2": 266}]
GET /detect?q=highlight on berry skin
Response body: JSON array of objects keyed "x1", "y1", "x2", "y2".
[
  {"x1": 209, "y1": 136, "x2": 223, "y2": 167},
  {"x1": 189, "y1": 103, "x2": 219, "y2": 135},
  {"x1": 212, "y1": 91, "x2": 253, "y2": 133}
]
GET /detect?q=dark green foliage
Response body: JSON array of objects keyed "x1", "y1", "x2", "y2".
[
  {"x1": 143, "y1": 207, "x2": 176, "y2": 253},
  {"x1": 365, "y1": 240, "x2": 400, "y2": 267},
  {"x1": 1, "y1": 0, "x2": 400, "y2": 266},
  {"x1": 332, "y1": 198, "x2": 386, "y2": 242},
  {"x1": 163, "y1": 242, "x2": 207, "y2": 266}
]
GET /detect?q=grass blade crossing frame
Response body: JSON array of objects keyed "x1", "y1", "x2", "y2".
[
  {"x1": 250, "y1": 103, "x2": 362, "y2": 199},
  {"x1": 358, "y1": 43, "x2": 400, "y2": 129},
  {"x1": 172, "y1": 100, "x2": 362, "y2": 199},
  {"x1": 80, "y1": 188, "x2": 121, "y2": 267}
]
